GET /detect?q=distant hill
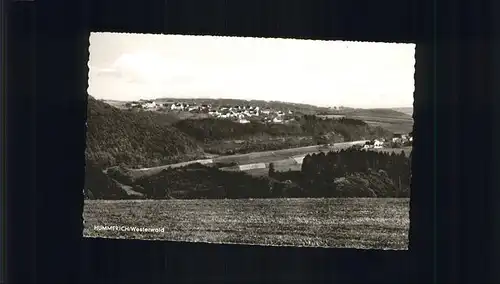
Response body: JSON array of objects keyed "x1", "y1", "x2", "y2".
[
  {"x1": 343, "y1": 108, "x2": 412, "y2": 120},
  {"x1": 391, "y1": 107, "x2": 413, "y2": 116},
  {"x1": 85, "y1": 97, "x2": 204, "y2": 169}
]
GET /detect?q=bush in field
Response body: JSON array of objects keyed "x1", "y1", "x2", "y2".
[{"x1": 268, "y1": 163, "x2": 276, "y2": 177}]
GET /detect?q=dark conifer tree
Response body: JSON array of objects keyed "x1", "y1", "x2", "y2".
[{"x1": 268, "y1": 163, "x2": 276, "y2": 178}]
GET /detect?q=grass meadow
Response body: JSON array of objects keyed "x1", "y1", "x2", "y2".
[{"x1": 83, "y1": 198, "x2": 409, "y2": 250}]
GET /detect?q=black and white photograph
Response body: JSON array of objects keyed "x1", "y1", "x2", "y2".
[{"x1": 83, "y1": 32, "x2": 414, "y2": 250}]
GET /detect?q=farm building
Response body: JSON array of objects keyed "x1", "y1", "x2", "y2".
[
  {"x1": 142, "y1": 101, "x2": 157, "y2": 109},
  {"x1": 373, "y1": 139, "x2": 384, "y2": 149}
]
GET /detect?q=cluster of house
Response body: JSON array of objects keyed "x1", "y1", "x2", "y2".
[
  {"x1": 362, "y1": 133, "x2": 413, "y2": 149},
  {"x1": 127, "y1": 100, "x2": 295, "y2": 124}
]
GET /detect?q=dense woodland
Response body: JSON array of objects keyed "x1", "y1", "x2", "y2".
[
  {"x1": 157, "y1": 97, "x2": 332, "y2": 114},
  {"x1": 86, "y1": 98, "x2": 394, "y2": 168},
  {"x1": 174, "y1": 118, "x2": 303, "y2": 141},
  {"x1": 85, "y1": 97, "x2": 204, "y2": 168},
  {"x1": 85, "y1": 148, "x2": 411, "y2": 200}
]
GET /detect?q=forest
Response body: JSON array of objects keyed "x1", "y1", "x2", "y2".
[
  {"x1": 271, "y1": 148, "x2": 411, "y2": 198},
  {"x1": 85, "y1": 97, "x2": 411, "y2": 200},
  {"x1": 173, "y1": 115, "x2": 393, "y2": 155},
  {"x1": 85, "y1": 97, "x2": 205, "y2": 168}
]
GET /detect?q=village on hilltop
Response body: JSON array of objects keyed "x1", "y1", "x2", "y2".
[{"x1": 125, "y1": 100, "x2": 296, "y2": 124}]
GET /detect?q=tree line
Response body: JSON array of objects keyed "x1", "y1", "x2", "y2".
[{"x1": 287, "y1": 148, "x2": 411, "y2": 197}]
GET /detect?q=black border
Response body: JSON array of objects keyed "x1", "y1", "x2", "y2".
[{"x1": 5, "y1": 0, "x2": 497, "y2": 282}]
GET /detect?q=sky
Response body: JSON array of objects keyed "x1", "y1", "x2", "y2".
[{"x1": 88, "y1": 33, "x2": 415, "y2": 108}]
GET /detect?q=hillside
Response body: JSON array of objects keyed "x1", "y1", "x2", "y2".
[
  {"x1": 86, "y1": 162, "x2": 405, "y2": 199},
  {"x1": 173, "y1": 116, "x2": 393, "y2": 155},
  {"x1": 314, "y1": 107, "x2": 413, "y2": 134},
  {"x1": 175, "y1": 116, "x2": 392, "y2": 141},
  {"x1": 84, "y1": 162, "x2": 146, "y2": 199},
  {"x1": 85, "y1": 97, "x2": 204, "y2": 168},
  {"x1": 173, "y1": 118, "x2": 303, "y2": 141},
  {"x1": 391, "y1": 107, "x2": 413, "y2": 116}
]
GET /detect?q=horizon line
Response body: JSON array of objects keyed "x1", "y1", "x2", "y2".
[{"x1": 93, "y1": 96, "x2": 413, "y2": 110}]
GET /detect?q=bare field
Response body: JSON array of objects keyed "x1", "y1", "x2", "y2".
[
  {"x1": 351, "y1": 116, "x2": 413, "y2": 123},
  {"x1": 83, "y1": 198, "x2": 409, "y2": 250}
]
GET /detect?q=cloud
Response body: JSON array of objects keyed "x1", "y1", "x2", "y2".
[{"x1": 93, "y1": 67, "x2": 122, "y2": 78}]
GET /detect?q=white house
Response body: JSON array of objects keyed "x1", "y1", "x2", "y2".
[
  {"x1": 273, "y1": 117, "x2": 283, "y2": 123},
  {"x1": 238, "y1": 119, "x2": 250, "y2": 124},
  {"x1": 373, "y1": 139, "x2": 384, "y2": 149},
  {"x1": 171, "y1": 103, "x2": 184, "y2": 110}
]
